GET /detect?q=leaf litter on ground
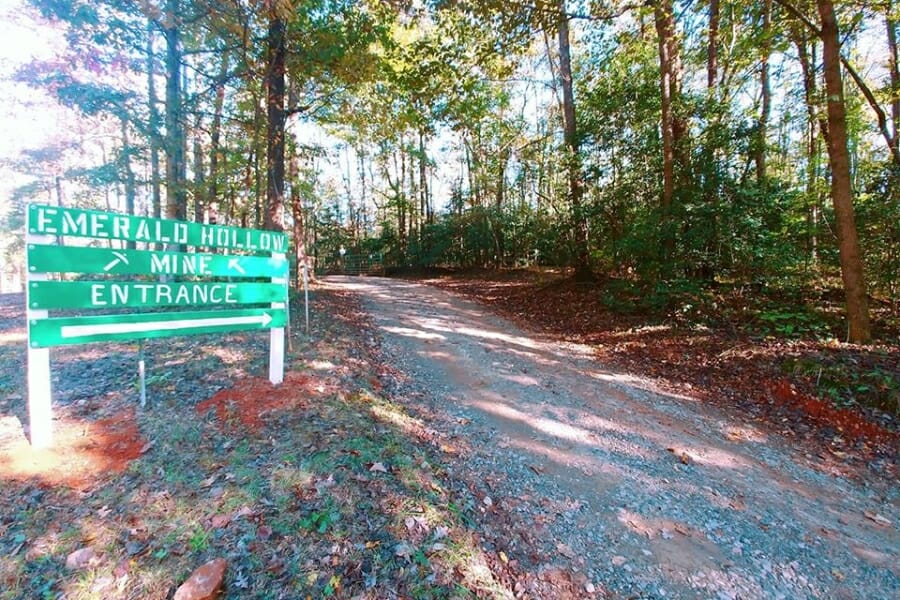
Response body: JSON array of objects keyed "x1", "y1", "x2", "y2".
[{"x1": 0, "y1": 288, "x2": 588, "y2": 599}]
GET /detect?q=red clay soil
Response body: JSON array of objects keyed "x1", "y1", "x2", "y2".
[
  {"x1": 195, "y1": 370, "x2": 333, "y2": 433},
  {"x1": 0, "y1": 408, "x2": 146, "y2": 490},
  {"x1": 769, "y1": 379, "x2": 895, "y2": 444}
]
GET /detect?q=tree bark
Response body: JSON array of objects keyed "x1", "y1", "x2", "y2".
[
  {"x1": 265, "y1": 4, "x2": 286, "y2": 232},
  {"x1": 792, "y1": 24, "x2": 824, "y2": 266},
  {"x1": 707, "y1": 0, "x2": 719, "y2": 91},
  {"x1": 206, "y1": 53, "x2": 227, "y2": 227},
  {"x1": 192, "y1": 112, "x2": 205, "y2": 224},
  {"x1": 654, "y1": 0, "x2": 685, "y2": 262},
  {"x1": 888, "y1": 8, "x2": 899, "y2": 155},
  {"x1": 817, "y1": 0, "x2": 871, "y2": 342},
  {"x1": 756, "y1": 0, "x2": 772, "y2": 183},
  {"x1": 290, "y1": 154, "x2": 308, "y2": 285},
  {"x1": 121, "y1": 118, "x2": 136, "y2": 250},
  {"x1": 147, "y1": 20, "x2": 162, "y2": 222},
  {"x1": 164, "y1": 0, "x2": 186, "y2": 233},
  {"x1": 557, "y1": 1, "x2": 591, "y2": 279}
]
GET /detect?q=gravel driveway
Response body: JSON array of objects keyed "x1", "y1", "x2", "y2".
[{"x1": 326, "y1": 276, "x2": 898, "y2": 599}]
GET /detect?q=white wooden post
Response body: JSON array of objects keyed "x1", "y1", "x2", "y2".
[
  {"x1": 269, "y1": 252, "x2": 286, "y2": 385},
  {"x1": 25, "y1": 224, "x2": 54, "y2": 447},
  {"x1": 302, "y1": 261, "x2": 310, "y2": 334}
]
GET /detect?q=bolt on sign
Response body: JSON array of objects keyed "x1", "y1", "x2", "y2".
[{"x1": 25, "y1": 204, "x2": 290, "y2": 448}]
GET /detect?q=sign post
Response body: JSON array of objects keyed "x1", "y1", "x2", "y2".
[
  {"x1": 25, "y1": 226, "x2": 53, "y2": 448},
  {"x1": 24, "y1": 204, "x2": 290, "y2": 447}
]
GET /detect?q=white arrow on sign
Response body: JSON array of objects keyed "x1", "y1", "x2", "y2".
[
  {"x1": 103, "y1": 251, "x2": 130, "y2": 272},
  {"x1": 227, "y1": 257, "x2": 246, "y2": 275},
  {"x1": 60, "y1": 312, "x2": 273, "y2": 339}
]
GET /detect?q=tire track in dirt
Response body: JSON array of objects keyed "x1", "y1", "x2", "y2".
[{"x1": 327, "y1": 276, "x2": 898, "y2": 599}]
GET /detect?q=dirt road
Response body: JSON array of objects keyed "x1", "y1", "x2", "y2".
[{"x1": 326, "y1": 276, "x2": 898, "y2": 599}]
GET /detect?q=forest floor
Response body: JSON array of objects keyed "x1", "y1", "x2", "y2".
[
  {"x1": 0, "y1": 272, "x2": 897, "y2": 599},
  {"x1": 1, "y1": 288, "x2": 562, "y2": 599}
]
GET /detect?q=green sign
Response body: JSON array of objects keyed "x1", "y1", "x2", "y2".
[
  {"x1": 29, "y1": 308, "x2": 287, "y2": 348},
  {"x1": 27, "y1": 244, "x2": 288, "y2": 277},
  {"x1": 29, "y1": 281, "x2": 287, "y2": 310},
  {"x1": 24, "y1": 204, "x2": 290, "y2": 448},
  {"x1": 29, "y1": 204, "x2": 288, "y2": 252}
]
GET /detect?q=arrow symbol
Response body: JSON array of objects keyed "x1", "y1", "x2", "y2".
[
  {"x1": 103, "y1": 251, "x2": 130, "y2": 272},
  {"x1": 60, "y1": 312, "x2": 273, "y2": 339},
  {"x1": 227, "y1": 257, "x2": 246, "y2": 275}
]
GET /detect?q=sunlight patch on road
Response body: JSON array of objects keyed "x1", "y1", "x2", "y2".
[
  {"x1": 588, "y1": 371, "x2": 698, "y2": 402},
  {"x1": 471, "y1": 400, "x2": 595, "y2": 445},
  {"x1": 501, "y1": 373, "x2": 542, "y2": 386},
  {"x1": 453, "y1": 326, "x2": 539, "y2": 349},
  {"x1": 0, "y1": 330, "x2": 25, "y2": 344},
  {"x1": 720, "y1": 424, "x2": 767, "y2": 444},
  {"x1": 382, "y1": 326, "x2": 447, "y2": 341},
  {"x1": 665, "y1": 444, "x2": 750, "y2": 470}
]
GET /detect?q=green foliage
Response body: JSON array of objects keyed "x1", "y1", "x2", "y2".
[
  {"x1": 757, "y1": 310, "x2": 831, "y2": 339},
  {"x1": 785, "y1": 356, "x2": 900, "y2": 415}
]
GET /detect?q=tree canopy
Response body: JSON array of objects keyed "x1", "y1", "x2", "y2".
[{"x1": 3, "y1": 0, "x2": 899, "y2": 342}]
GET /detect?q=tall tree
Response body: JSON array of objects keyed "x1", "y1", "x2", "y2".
[
  {"x1": 653, "y1": 0, "x2": 688, "y2": 260},
  {"x1": 888, "y1": 4, "x2": 899, "y2": 160},
  {"x1": 265, "y1": 1, "x2": 286, "y2": 232},
  {"x1": 756, "y1": 0, "x2": 772, "y2": 183},
  {"x1": 164, "y1": 0, "x2": 187, "y2": 226},
  {"x1": 556, "y1": 0, "x2": 591, "y2": 279},
  {"x1": 817, "y1": 0, "x2": 871, "y2": 342}
]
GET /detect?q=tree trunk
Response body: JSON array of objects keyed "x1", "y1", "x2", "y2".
[
  {"x1": 654, "y1": 0, "x2": 680, "y2": 262},
  {"x1": 888, "y1": 8, "x2": 899, "y2": 155},
  {"x1": 419, "y1": 131, "x2": 429, "y2": 226},
  {"x1": 707, "y1": 0, "x2": 719, "y2": 90},
  {"x1": 793, "y1": 27, "x2": 823, "y2": 266},
  {"x1": 192, "y1": 112, "x2": 205, "y2": 224},
  {"x1": 557, "y1": 1, "x2": 591, "y2": 279},
  {"x1": 265, "y1": 5, "x2": 286, "y2": 232},
  {"x1": 147, "y1": 20, "x2": 162, "y2": 222},
  {"x1": 756, "y1": 0, "x2": 772, "y2": 183},
  {"x1": 121, "y1": 118, "x2": 136, "y2": 250},
  {"x1": 817, "y1": 0, "x2": 871, "y2": 342},
  {"x1": 164, "y1": 0, "x2": 186, "y2": 234},
  {"x1": 290, "y1": 154, "x2": 308, "y2": 285},
  {"x1": 207, "y1": 53, "x2": 227, "y2": 227}
]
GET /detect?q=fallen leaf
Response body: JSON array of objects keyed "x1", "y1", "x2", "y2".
[
  {"x1": 66, "y1": 547, "x2": 102, "y2": 570},
  {"x1": 863, "y1": 511, "x2": 891, "y2": 527},
  {"x1": 211, "y1": 514, "x2": 231, "y2": 529},
  {"x1": 113, "y1": 559, "x2": 131, "y2": 579},
  {"x1": 369, "y1": 462, "x2": 388, "y2": 473},
  {"x1": 124, "y1": 540, "x2": 146, "y2": 557},
  {"x1": 232, "y1": 506, "x2": 255, "y2": 520},
  {"x1": 394, "y1": 542, "x2": 414, "y2": 559},
  {"x1": 499, "y1": 550, "x2": 509, "y2": 564},
  {"x1": 556, "y1": 543, "x2": 575, "y2": 559}
]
